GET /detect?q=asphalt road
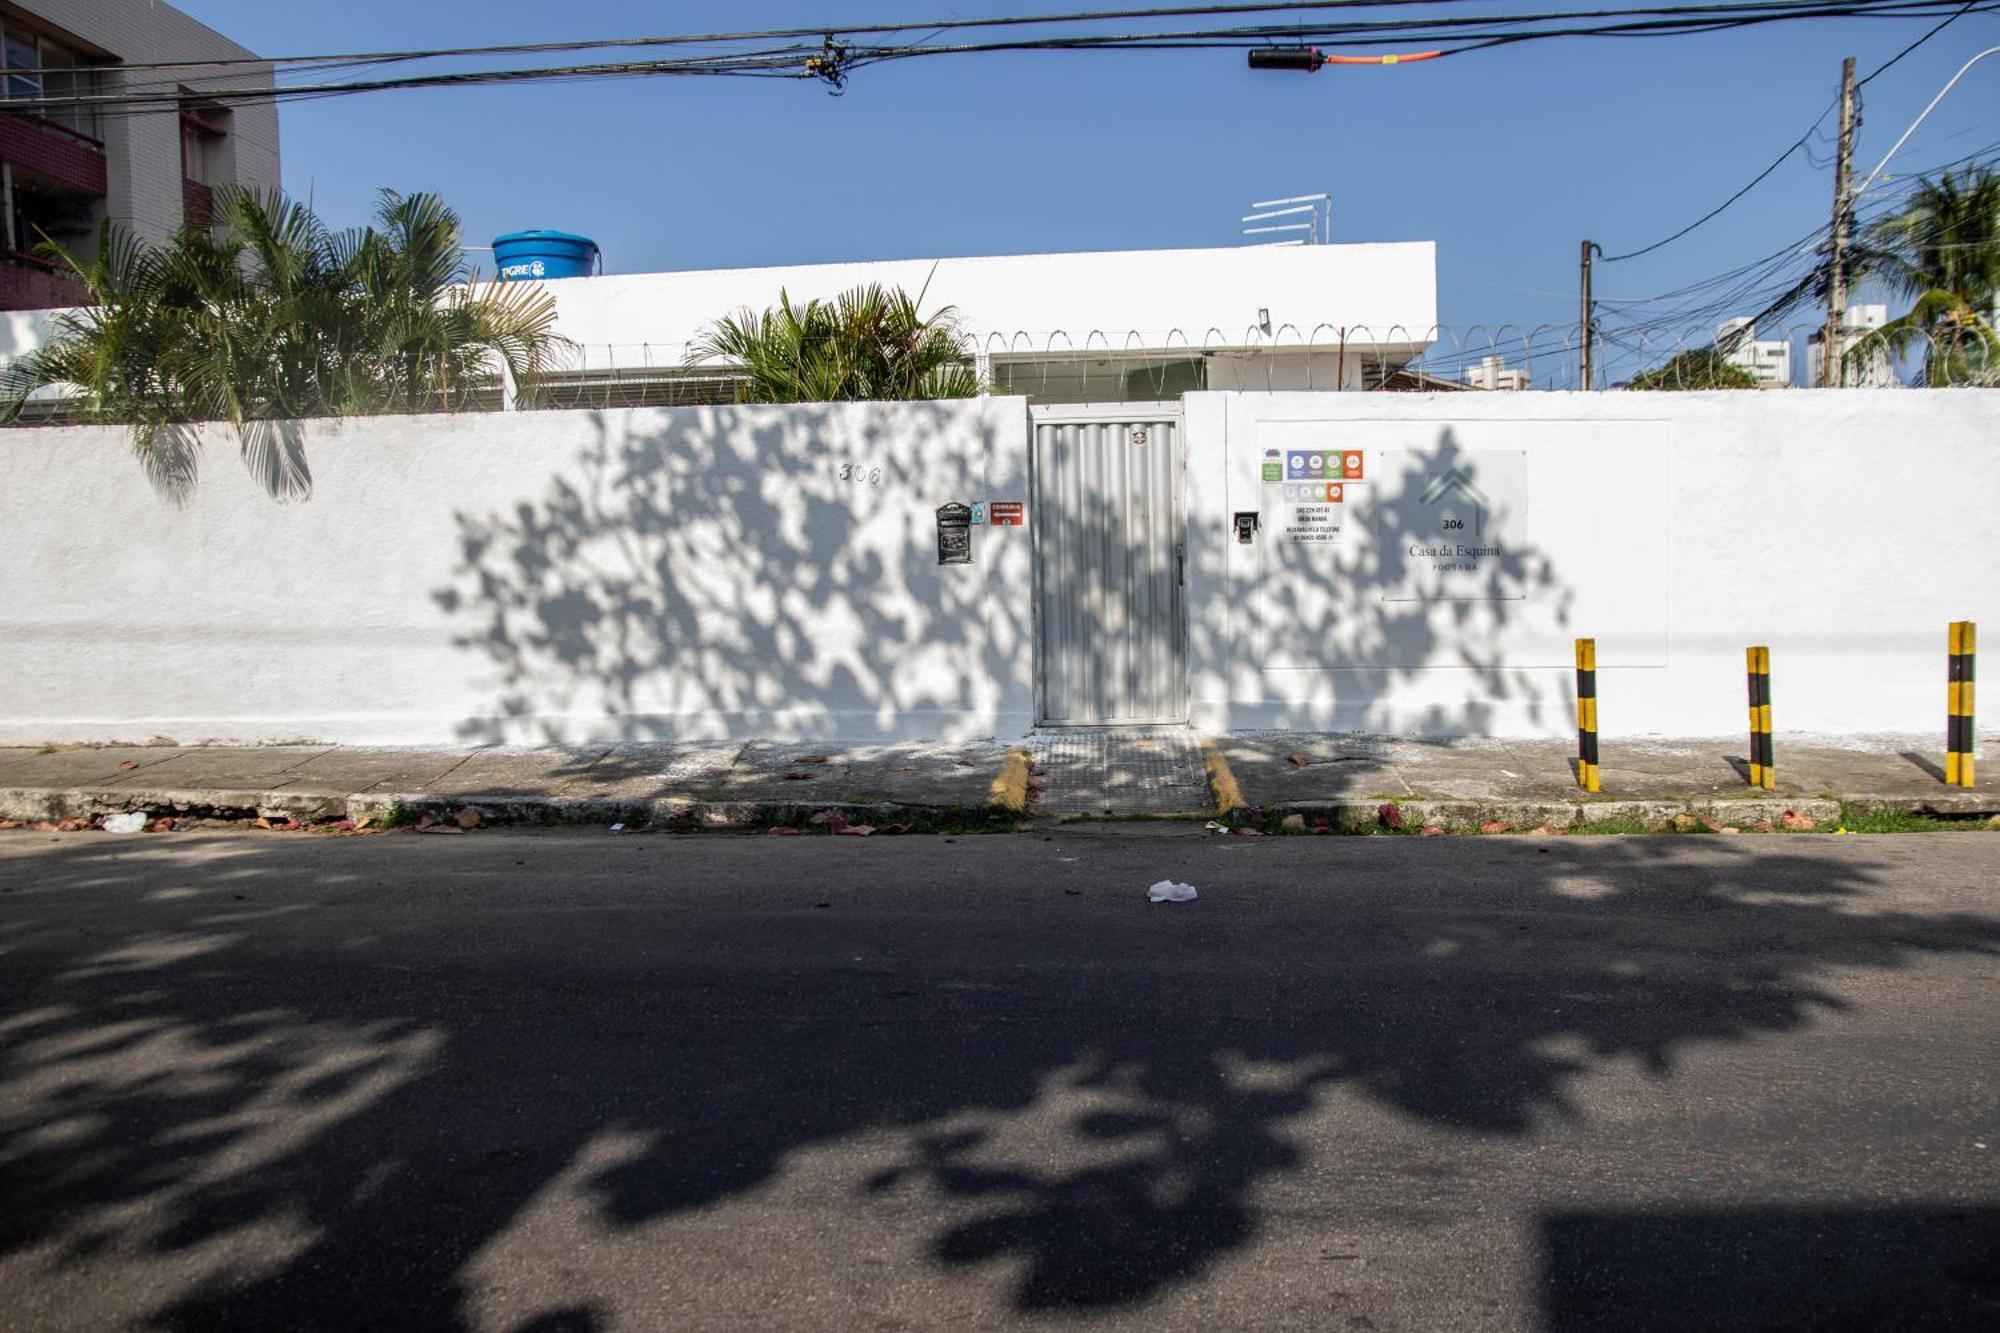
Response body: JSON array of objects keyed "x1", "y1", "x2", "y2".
[{"x1": 2, "y1": 827, "x2": 1997, "y2": 1332}]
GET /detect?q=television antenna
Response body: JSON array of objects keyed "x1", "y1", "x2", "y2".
[{"x1": 1240, "y1": 193, "x2": 1330, "y2": 246}]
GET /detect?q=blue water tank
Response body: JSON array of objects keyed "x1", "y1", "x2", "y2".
[{"x1": 492, "y1": 230, "x2": 599, "y2": 281}]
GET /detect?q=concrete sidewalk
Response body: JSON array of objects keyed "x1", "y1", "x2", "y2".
[
  {"x1": 0, "y1": 731, "x2": 1990, "y2": 829},
  {"x1": 0, "y1": 739, "x2": 1021, "y2": 828},
  {"x1": 1207, "y1": 732, "x2": 1997, "y2": 828}
]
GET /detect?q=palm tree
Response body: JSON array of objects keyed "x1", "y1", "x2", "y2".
[
  {"x1": 0, "y1": 187, "x2": 566, "y2": 500},
  {"x1": 688, "y1": 282, "x2": 979, "y2": 403},
  {"x1": 1851, "y1": 166, "x2": 2000, "y2": 386}
]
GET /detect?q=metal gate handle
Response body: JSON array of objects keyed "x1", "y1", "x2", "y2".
[{"x1": 1175, "y1": 542, "x2": 1185, "y2": 587}]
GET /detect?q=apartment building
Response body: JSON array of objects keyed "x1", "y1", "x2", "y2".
[
  {"x1": 1807, "y1": 304, "x2": 1898, "y2": 388},
  {"x1": 0, "y1": 1, "x2": 277, "y2": 309},
  {"x1": 1716, "y1": 316, "x2": 1792, "y2": 389},
  {"x1": 1462, "y1": 354, "x2": 1531, "y2": 390}
]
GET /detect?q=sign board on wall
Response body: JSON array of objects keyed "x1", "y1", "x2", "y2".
[
  {"x1": 1364, "y1": 450, "x2": 1529, "y2": 602},
  {"x1": 1260, "y1": 448, "x2": 1366, "y2": 548},
  {"x1": 1244, "y1": 418, "x2": 1671, "y2": 673},
  {"x1": 989, "y1": 501, "x2": 1026, "y2": 527}
]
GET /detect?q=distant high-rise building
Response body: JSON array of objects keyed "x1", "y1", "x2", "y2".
[
  {"x1": 1807, "y1": 304, "x2": 1898, "y2": 387},
  {"x1": 1463, "y1": 354, "x2": 1531, "y2": 390},
  {"x1": 1717, "y1": 317, "x2": 1793, "y2": 389}
]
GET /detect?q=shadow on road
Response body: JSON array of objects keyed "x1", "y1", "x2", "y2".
[
  {"x1": 1, "y1": 834, "x2": 1996, "y2": 1327},
  {"x1": 1539, "y1": 1205, "x2": 2000, "y2": 1332}
]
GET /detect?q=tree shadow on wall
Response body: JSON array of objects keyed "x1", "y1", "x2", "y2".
[
  {"x1": 1234, "y1": 426, "x2": 1574, "y2": 737},
  {"x1": 2, "y1": 835, "x2": 1997, "y2": 1327},
  {"x1": 433, "y1": 404, "x2": 1031, "y2": 745}
]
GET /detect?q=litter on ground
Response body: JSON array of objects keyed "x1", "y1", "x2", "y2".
[{"x1": 1148, "y1": 880, "x2": 1198, "y2": 904}]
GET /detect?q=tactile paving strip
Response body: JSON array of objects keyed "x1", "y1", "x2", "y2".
[{"x1": 1027, "y1": 727, "x2": 1214, "y2": 815}]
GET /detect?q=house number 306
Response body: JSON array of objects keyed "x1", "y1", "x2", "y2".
[{"x1": 837, "y1": 462, "x2": 883, "y2": 485}]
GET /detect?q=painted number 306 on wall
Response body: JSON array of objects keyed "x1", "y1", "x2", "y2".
[{"x1": 836, "y1": 462, "x2": 884, "y2": 485}]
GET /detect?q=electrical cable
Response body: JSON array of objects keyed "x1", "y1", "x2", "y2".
[
  {"x1": 1596, "y1": 138, "x2": 1995, "y2": 342},
  {"x1": 4, "y1": 0, "x2": 1987, "y2": 118},
  {"x1": 1597, "y1": 0, "x2": 1980, "y2": 261},
  {"x1": 5, "y1": 2, "x2": 1505, "y2": 76}
]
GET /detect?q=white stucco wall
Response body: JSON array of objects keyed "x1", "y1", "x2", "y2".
[
  {"x1": 0, "y1": 390, "x2": 1990, "y2": 745},
  {"x1": 0, "y1": 400, "x2": 1034, "y2": 744},
  {"x1": 1183, "y1": 389, "x2": 1999, "y2": 738}
]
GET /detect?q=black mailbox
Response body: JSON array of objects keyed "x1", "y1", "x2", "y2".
[
  {"x1": 1233, "y1": 511, "x2": 1260, "y2": 544},
  {"x1": 937, "y1": 503, "x2": 972, "y2": 565}
]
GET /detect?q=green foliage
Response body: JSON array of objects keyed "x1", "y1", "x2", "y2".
[
  {"x1": 1833, "y1": 804, "x2": 1994, "y2": 834},
  {"x1": 375, "y1": 800, "x2": 420, "y2": 829},
  {"x1": 1626, "y1": 347, "x2": 1760, "y2": 391},
  {"x1": 688, "y1": 282, "x2": 979, "y2": 403},
  {"x1": 0, "y1": 188, "x2": 567, "y2": 500},
  {"x1": 1852, "y1": 166, "x2": 2000, "y2": 387}
]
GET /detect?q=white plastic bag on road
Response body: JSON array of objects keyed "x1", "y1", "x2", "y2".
[
  {"x1": 1148, "y1": 880, "x2": 1198, "y2": 904},
  {"x1": 102, "y1": 812, "x2": 147, "y2": 833}
]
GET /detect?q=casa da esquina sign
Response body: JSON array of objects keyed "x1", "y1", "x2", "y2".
[{"x1": 1378, "y1": 450, "x2": 1527, "y2": 599}]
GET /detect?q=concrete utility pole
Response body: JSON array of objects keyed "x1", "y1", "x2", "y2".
[
  {"x1": 1579, "y1": 240, "x2": 1599, "y2": 390},
  {"x1": 1823, "y1": 56, "x2": 1857, "y2": 387}
]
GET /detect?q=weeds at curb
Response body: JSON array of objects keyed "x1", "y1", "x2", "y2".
[
  {"x1": 1834, "y1": 804, "x2": 1997, "y2": 834},
  {"x1": 750, "y1": 806, "x2": 1023, "y2": 836},
  {"x1": 375, "y1": 801, "x2": 420, "y2": 829}
]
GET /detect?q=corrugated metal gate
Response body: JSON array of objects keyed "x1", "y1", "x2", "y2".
[{"x1": 1031, "y1": 405, "x2": 1188, "y2": 725}]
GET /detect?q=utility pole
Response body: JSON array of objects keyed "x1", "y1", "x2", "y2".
[
  {"x1": 1823, "y1": 55, "x2": 1857, "y2": 387},
  {"x1": 1579, "y1": 240, "x2": 1599, "y2": 390}
]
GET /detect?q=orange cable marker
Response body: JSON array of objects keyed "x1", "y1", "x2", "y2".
[{"x1": 1321, "y1": 50, "x2": 1445, "y2": 65}]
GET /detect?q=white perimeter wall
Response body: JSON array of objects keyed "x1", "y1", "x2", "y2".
[
  {"x1": 0, "y1": 400, "x2": 1033, "y2": 745},
  {"x1": 1183, "y1": 389, "x2": 1998, "y2": 738},
  {"x1": 0, "y1": 390, "x2": 1991, "y2": 745}
]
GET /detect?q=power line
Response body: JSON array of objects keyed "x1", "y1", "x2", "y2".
[
  {"x1": 1597, "y1": 0, "x2": 1980, "y2": 261},
  {"x1": 8, "y1": 2, "x2": 1493, "y2": 75},
  {"x1": 6, "y1": 0, "x2": 1987, "y2": 118},
  {"x1": 1596, "y1": 136, "x2": 1997, "y2": 339}
]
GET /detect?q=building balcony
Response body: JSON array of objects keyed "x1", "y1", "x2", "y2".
[
  {"x1": 0, "y1": 111, "x2": 106, "y2": 197},
  {"x1": 182, "y1": 178, "x2": 214, "y2": 231},
  {"x1": 0, "y1": 250, "x2": 89, "y2": 310}
]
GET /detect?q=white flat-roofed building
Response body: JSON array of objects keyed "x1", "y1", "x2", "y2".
[
  {"x1": 1, "y1": 239, "x2": 1439, "y2": 410},
  {"x1": 520, "y1": 241, "x2": 1438, "y2": 406}
]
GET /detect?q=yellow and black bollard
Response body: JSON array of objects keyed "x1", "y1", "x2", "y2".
[
  {"x1": 1574, "y1": 638, "x2": 1600, "y2": 792},
  {"x1": 1745, "y1": 646, "x2": 1774, "y2": 790},
  {"x1": 1947, "y1": 621, "x2": 1976, "y2": 788}
]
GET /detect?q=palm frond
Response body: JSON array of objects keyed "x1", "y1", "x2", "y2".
[{"x1": 687, "y1": 283, "x2": 979, "y2": 403}]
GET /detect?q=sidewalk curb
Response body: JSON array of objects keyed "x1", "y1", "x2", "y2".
[
  {"x1": 2, "y1": 786, "x2": 1990, "y2": 830},
  {"x1": 0, "y1": 786, "x2": 347, "y2": 824},
  {"x1": 348, "y1": 793, "x2": 1002, "y2": 829},
  {"x1": 1199, "y1": 737, "x2": 1247, "y2": 816},
  {"x1": 1269, "y1": 796, "x2": 1850, "y2": 831},
  {"x1": 0, "y1": 786, "x2": 1005, "y2": 829},
  {"x1": 986, "y1": 748, "x2": 1033, "y2": 813}
]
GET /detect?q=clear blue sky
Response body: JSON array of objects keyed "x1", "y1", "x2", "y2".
[{"x1": 175, "y1": 2, "x2": 1999, "y2": 349}]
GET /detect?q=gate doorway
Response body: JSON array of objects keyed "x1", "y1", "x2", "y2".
[{"x1": 1030, "y1": 404, "x2": 1188, "y2": 725}]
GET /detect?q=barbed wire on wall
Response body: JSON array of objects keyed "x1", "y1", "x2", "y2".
[
  {"x1": 3, "y1": 314, "x2": 1989, "y2": 427},
  {"x1": 512, "y1": 317, "x2": 1993, "y2": 408}
]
